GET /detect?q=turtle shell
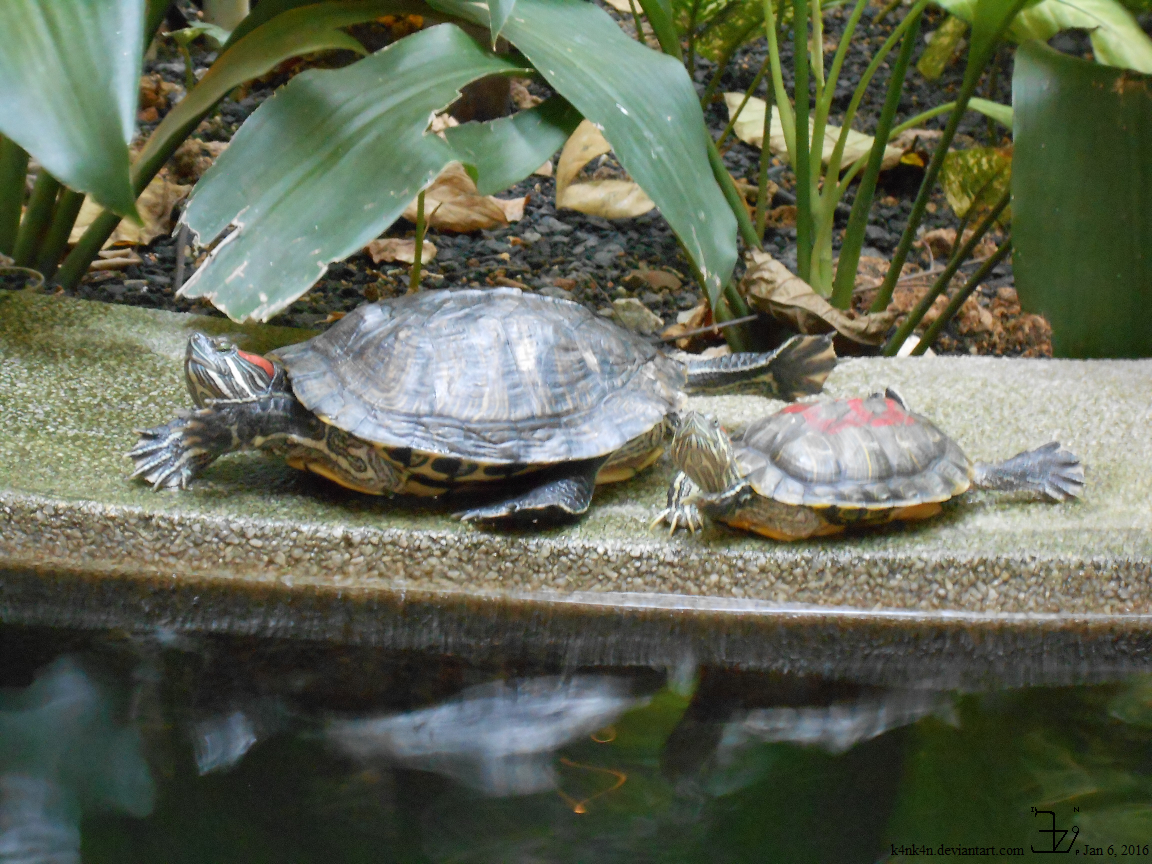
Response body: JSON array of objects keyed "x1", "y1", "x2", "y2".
[
  {"x1": 734, "y1": 393, "x2": 973, "y2": 508},
  {"x1": 270, "y1": 288, "x2": 686, "y2": 465}
]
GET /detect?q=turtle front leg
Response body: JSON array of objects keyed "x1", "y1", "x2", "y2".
[
  {"x1": 457, "y1": 457, "x2": 606, "y2": 526},
  {"x1": 652, "y1": 471, "x2": 706, "y2": 534},
  {"x1": 128, "y1": 394, "x2": 315, "y2": 490},
  {"x1": 972, "y1": 442, "x2": 1085, "y2": 501}
]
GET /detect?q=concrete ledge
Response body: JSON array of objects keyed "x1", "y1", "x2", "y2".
[{"x1": 2, "y1": 290, "x2": 1151, "y2": 687}]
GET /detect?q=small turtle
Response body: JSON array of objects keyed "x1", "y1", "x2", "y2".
[
  {"x1": 658, "y1": 389, "x2": 1084, "y2": 540},
  {"x1": 129, "y1": 288, "x2": 835, "y2": 525}
]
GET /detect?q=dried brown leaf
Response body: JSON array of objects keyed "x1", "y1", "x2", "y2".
[
  {"x1": 69, "y1": 171, "x2": 191, "y2": 248},
  {"x1": 724, "y1": 93, "x2": 904, "y2": 170},
  {"x1": 403, "y1": 162, "x2": 527, "y2": 232},
  {"x1": 741, "y1": 249, "x2": 896, "y2": 345},
  {"x1": 555, "y1": 120, "x2": 655, "y2": 219},
  {"x1": 364, "y1": 237, "x2": 437, "y2": 264}
]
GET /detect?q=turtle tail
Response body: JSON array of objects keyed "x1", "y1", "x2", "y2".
[{"x1": 683, "y1": 334, "x2": 836, "y2": 400}]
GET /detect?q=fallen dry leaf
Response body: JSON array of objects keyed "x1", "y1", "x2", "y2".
[
  {"x1": 403, "y1": 162, "x2": 527, "y2": 232},
  {"x1": 88, "y1": 249, "x2": 143, "y2": 271},
  {"x1": 765, "y1": 205, "x2": 797, "y2": 228},
  {"x1": 510, "y1": 79, "x2": 544, "y2": 110},
  {"x1": 732, "y1": 177, "x2": 779, "y2": 204},
  {"x1": 170, "y1": 139, "x2": 228, "y2": 185},
  {"x1": 661, "y1": 301, "x2": 723, "y2": 351},
  {"x1": 69, "y1": 171, "x2": 191, "y2": 248},
  {"x1": 365, "y1": 237, "x2": 437, "y2": 265},
  {"x1": 555, "y1": 120, "x2": 655, "y2": 219},
  {"x1": 533, "y1": 160, "x2": 553, "y2": 178},
  {"x1": 138, "y1": 74, "x2": 183, "y2": 113},
  {"x1": 741, "y1": 249, "x2": 896, "y2": 345},
  {"x1": 625, "y1": 268, "x2": 682, "y2": 292},
  {"x1": 724, "y1": 93, "x2": 905, "y2": 171},
  {"x1": 613, "y1": 297, "x2": 664, "y2": 335}
]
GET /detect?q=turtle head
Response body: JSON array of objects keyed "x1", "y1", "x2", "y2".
[
  {"x1": 184, "y1": 332, "x2": 286, "y2": 407},
  {"x1": 669, "y1": 411, "x2": 742, "y2": 494}
]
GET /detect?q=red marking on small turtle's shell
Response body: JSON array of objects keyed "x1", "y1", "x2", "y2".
[
  {"x1": 788, "y1": 398, "x2": 915, "y2": 435},
  {"x1": 237, "y1": 350, "x2": 275, "y2": 379}
]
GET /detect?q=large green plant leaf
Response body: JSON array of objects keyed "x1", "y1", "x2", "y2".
[
  {"x1": 444, "y1": 96, "x2": 583, "y2": 195},
  {"x1": 935, "y1": 0, "x2": 1152, "y2": 72},
  {"x1": 179, "y1": 24, "x2": 528, "y2": 321},
  {"x1": 0, "y1": 0, "x2": 142, "y2": 220},
  {"x1": 1012, "y1": 40, "x2": 1152, "y2": 357},
  {"x1": 135, "y1": 1, "x2": 408, "y2": 180},
  {"x1": 431, "y1": 0, "x2": 737, "y2": 300}
]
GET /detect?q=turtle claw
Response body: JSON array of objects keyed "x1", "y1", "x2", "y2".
[
  {"x1": 653, "y1": 471, "x2": 706, "y2": 534},
  {"x1": 127, "y1": 412, "x2": 223, "y2": 490},
  {"x1": 651, "y1": 503, "x2": 704, "y2": 535}
]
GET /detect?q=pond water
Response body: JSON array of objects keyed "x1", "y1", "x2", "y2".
[{"x1": 2, "y1": 624, "x2": 1150, "y2": 863}]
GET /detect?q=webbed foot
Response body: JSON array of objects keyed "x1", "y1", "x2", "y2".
[
  {"x1": 457, "y1": 458, "x2": 603, "y2": 526},
  {"x1": 652, "y1": 472, "x2": 706, "y2": 534},
  {"x1": 127, "y1": 409, "x2": 232, "y2": 490},
  {"x1": 973, "y1": 441, "x2": 1085, "y2": 501}
]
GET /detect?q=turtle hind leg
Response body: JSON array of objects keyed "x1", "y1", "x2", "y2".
[
  {"x1": 972, "y1": 442, "x2": 1085, "y2": 501},
  {"x1": 457, "y1": 458, "x2": 606, "y2": 526},
  {"x1": 683, "y1": 334, "x2": 836, "y2": 399}
]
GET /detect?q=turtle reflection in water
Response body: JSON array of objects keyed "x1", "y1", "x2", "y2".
[
  {"x1": 129, "y1": 288, "x2": 835, "y2": 525},
  {"x1": 658, "y1": 389, "x2": 1084, "y2": 540}
]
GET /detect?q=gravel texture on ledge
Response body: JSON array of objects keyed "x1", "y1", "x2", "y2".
[{"x1": 2, "y1": 289, "x2": 1151, "y2": 686}]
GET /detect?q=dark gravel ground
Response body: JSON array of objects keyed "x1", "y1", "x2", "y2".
[{"x1": 30, "y1": 5, "x2": 1152, "y2": 355}]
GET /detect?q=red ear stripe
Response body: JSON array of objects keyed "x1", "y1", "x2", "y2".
[{"x1": 237, "y1": 350, "x2": 275, "y2": 379}]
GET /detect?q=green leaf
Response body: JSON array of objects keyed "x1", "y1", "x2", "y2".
[
  {"x1": 169, "y1": 22, "x2": 234, "y2": 48},
  {"x1": 934, "y1": 0, "x2": 1152, "y2": 72},
  {"x1": 917, "y1": 14, "x2": 969, "y2": 80},
  {"x1": 134, "y1": 1, "x2": 387, "y2": 180},
  {"x1": 444, "y1": 96, "x2": 582, "y2": 195},
  {"x1": 486, "y1": 0, "x2": 517, "y2": 44},
  {"x1": 939, "y1": 145, "x2": 1012, "y2": 221},
  {"x1": 968, "y1": 95, "x2": 1014, "y2": 127},
  {"x1": 179, "y1": 24, "x2": 528, "y2": 321},
  {"x1": 1012, "y1": 39, "x2": 1152, "y2": 357},
  {"x1": 433, "y1": 0, "x2": 738, "y2": 300},
  {"x1": 637, "y1": 0, "x2": 684, "y2": 59},
  {"x1": 1009, "y1": 0, "x2": 1152, "y2": 73},
  {"x1": 0, "y1": 0, "x2": 142, "y2": 220}
]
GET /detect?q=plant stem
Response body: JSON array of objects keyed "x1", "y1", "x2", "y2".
[
  {"x1": 881, "y1": 185, "x2": 1010, "y2": 355},
  {"x1": 871, "y1": 0, "x2": 1028, "y2": 313},
  {"x1": 701, "y1": 19, "x2": 762, "y2": 110},
  {"x1": 762, "y1": 0, "x2": 795, "y2": 156},
  {"x1": 707, "y1": 138, "x2": 761, "y2": 252},
  {"x1": 626, "y1": 0, "x2": 647, "y2": 45},
  {"x1": 807, "y1": 0, "x2": 928, "y2": 291},
  {"x1": 830, "y1": 6, "x2": 922, "y2": 309},
  {"x1": 687, "y1": 0, "x2": 702, "y2": 75},
  {"x1": 145, "y1": 0, "x2": 173, "y2": 52},
  {"x1": 755, "y1": 77, "x2": 777, "y2": 239},
  {"x1": 0, "y1": 136, "x2": 29, "y2": 257},
  {"x1": 11, "y1": 172, "x2": 61, "y2": 268},
  {"x1": 913, "y1": 235, "x2": 1011, "y2": 354},
  {"x1": 792, "y1": 0, "x2": 812, "y2": 283},
  {"x1": 716, "y1": 52, "x2": 772, "y2": 150},
  {"x1": 408, "y1": 190, "x2": 426, "y2": 293},
  {"x1": 35, "y1": 189, "x2": 85, "y2": 281}
]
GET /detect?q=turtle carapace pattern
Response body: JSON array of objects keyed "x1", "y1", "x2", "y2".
[
  {"x1": 129, "y1": 288, "x2": 837, "y2": 526},
  {"x1": 657, "y1": 389, "x2": 1085, "y2": 540}
]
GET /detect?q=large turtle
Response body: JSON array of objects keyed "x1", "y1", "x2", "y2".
[
  {"x1": 129, "y1": 288, "x2": 835, "y2": 524},
  {"x1": 657, "y1": 389, "x2": 1084, "y2": 539}
]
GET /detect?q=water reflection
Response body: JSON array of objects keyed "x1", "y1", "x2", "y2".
[
  {"x1": 3, "y1": 627, "x2": 1152, "y2": 863},
  {"x1": 0, "y1": 657, "x2": 154, "y2": 863},
  {"x1": 328, "y1": 676, "x2": 647, "y2": 796}
]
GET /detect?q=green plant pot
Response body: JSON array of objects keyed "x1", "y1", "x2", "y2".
[{"x1": 1012, "y1": 40, "x2": 1152, "y2": 358}]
